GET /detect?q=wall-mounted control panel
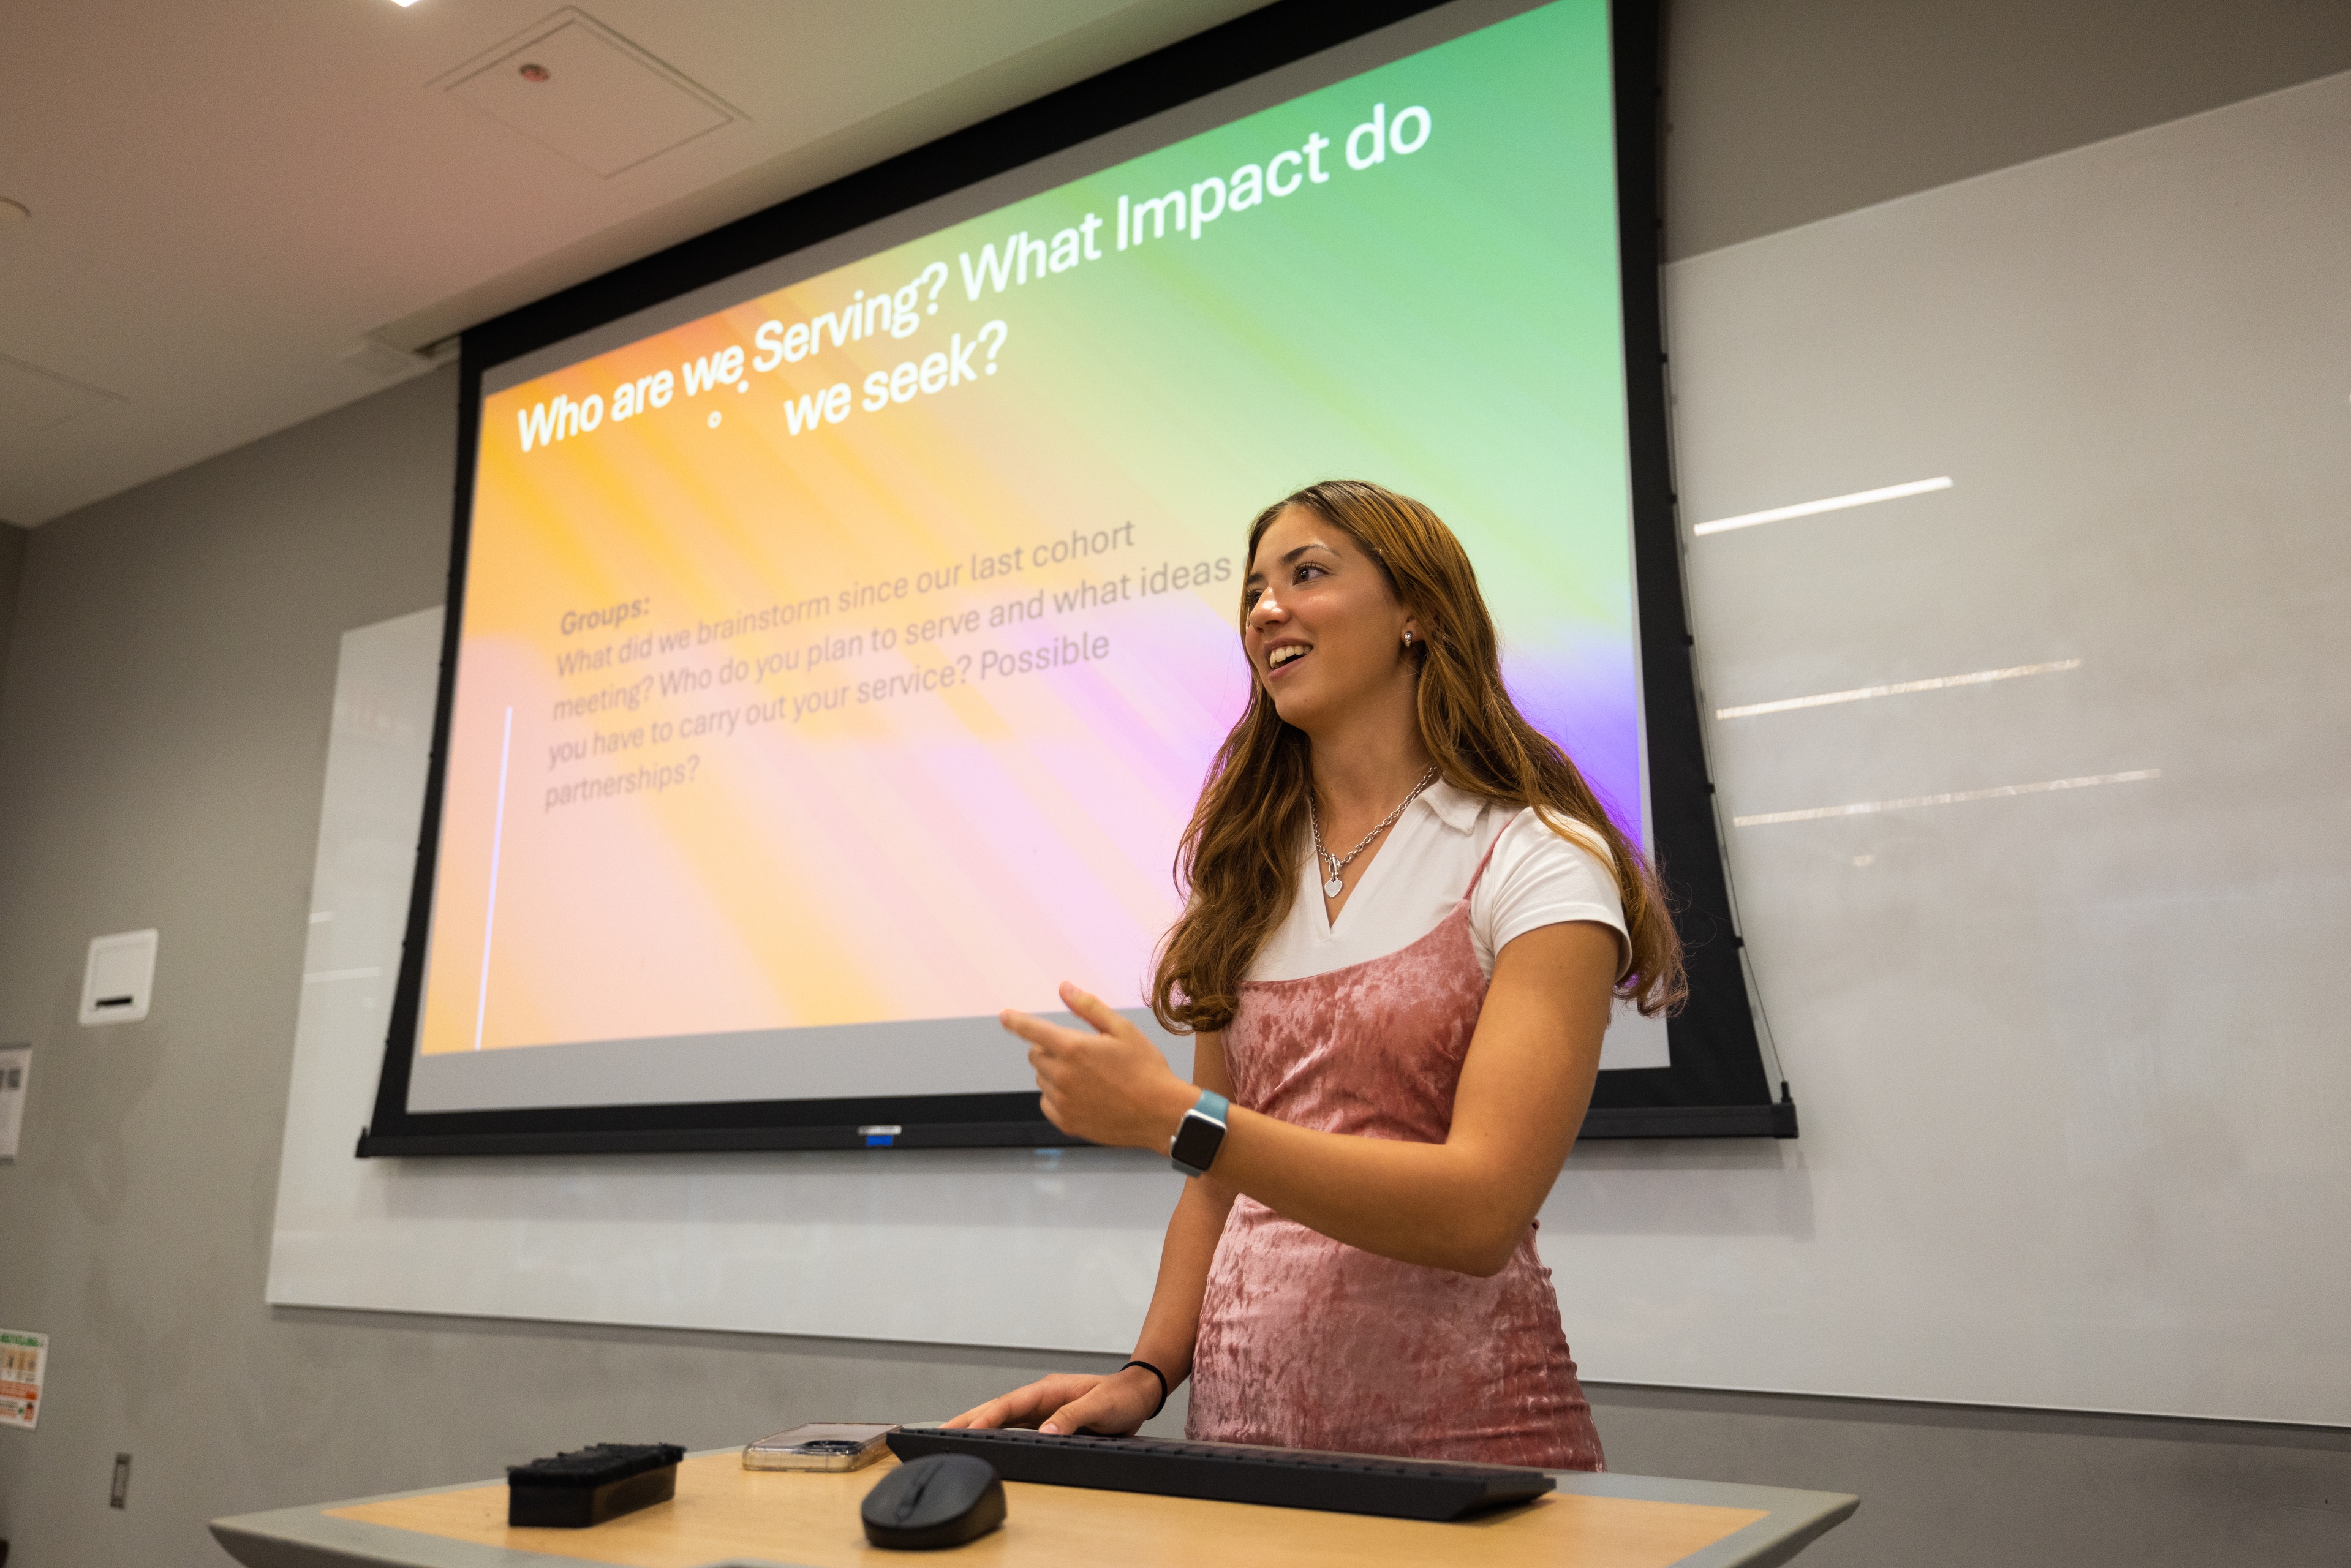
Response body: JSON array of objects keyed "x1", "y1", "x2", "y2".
[{"x1": 79, "y1": 929, "x2": 157, "y2": 1025}]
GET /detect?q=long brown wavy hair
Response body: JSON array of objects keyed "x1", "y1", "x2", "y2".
[{"x1": 1149, "y1": 479, "x2": 1685, "y2": 1033}]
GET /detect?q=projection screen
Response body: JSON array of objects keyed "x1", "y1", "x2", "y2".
[{"x1": 361, "y1": 0, "x2": 1791, "y2": 1156}]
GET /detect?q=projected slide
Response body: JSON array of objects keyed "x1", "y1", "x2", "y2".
[{"x1": 409, "y1": 2, "x2": 1639, "y2": 1114}]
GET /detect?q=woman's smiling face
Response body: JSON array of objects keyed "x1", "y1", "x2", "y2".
[{"x1": 1242, "y1": 505, "x2": 1418, "y2": 732}]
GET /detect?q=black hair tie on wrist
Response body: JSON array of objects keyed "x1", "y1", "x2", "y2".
[{"x1": 1120, "y1": 1358, "x2": 1169, "y2": 1419}]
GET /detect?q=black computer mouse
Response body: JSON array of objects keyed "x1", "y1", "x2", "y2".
[{"x1": 860, "y1": 1453, "x2": 1006, "y2": 1550}]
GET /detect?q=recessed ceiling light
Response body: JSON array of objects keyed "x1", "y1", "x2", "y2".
[
  {"x1": 0, "y1": 199, "x2": 28, "y2": 222},
  {"x1": 390, "y1": 0, "x2": 422, "y2": 8}
]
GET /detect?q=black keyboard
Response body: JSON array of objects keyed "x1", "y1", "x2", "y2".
[{"x1": 885, "y1": 1427, "x2": 1554, "y2": 1521}]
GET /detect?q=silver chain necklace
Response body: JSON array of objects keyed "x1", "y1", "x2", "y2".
[{"x1": 1308, "y1": 765, "x2": 1440, "y2": 900}]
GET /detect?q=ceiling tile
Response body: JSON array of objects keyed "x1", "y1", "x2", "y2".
[
  {"x1": 443, "y1": 11, "x2": 739, "y2": 178},
  {"x1": 0, "y1": 353, "x2": 123, "y2": 437}
]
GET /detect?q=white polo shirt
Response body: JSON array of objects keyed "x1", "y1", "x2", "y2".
[{"x1": 1246, "y1": 780, "x2": 1631, "y2": 983}]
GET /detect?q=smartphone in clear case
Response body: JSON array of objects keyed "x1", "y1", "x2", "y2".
[{"x1": 742, "y1": 1423, "x2": 899, "y2": 1471}]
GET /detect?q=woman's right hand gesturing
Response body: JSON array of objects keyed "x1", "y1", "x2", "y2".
[{"x1": 943, "y1": 1365, "x2": 1163, "y2": 1435}]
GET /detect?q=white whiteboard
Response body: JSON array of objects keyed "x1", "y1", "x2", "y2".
[
  {"x1": 269, "y1": 67, "x2": 2351, "y2": 1424},
  {"x1": 1552, "y1": 67, "x2": 2349, "y2": 1423}
]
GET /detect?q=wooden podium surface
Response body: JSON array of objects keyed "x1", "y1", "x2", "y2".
[{"x1": 212, "y1": 1449, "x2": 1855, "y2": 1568}]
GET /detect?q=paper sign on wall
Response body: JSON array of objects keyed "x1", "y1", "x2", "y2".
[
  {"x1": 0, "y1": 1045, "x2": 28, "y2": 1161},
  {"x1": 0, "y1": 1329, "x2": 46, "y2": 1429}
]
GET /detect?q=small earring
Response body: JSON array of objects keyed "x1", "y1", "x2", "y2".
[{"x1": 1403, "y1": 631, "x2": 1414, "y2": 646}]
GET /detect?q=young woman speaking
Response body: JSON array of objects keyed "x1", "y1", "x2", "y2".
[{"x1": 949, "y1": 480, "x2": 1681, "y2": 1469}]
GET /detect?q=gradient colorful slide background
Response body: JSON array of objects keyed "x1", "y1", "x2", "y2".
[{"x1": 417, "y1": 2, "x2": 1636, "y2": 1071}]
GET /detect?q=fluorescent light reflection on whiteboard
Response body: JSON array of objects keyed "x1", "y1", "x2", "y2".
[
  {"x1": 1716, "y1": 658, "x2": 2081, "y2": 720},
  {"x1": 1692, "y1": 475, "x2": 1953, "y2": 537},
  {"x1": 1733, "y1": 768, "x2": 2160, "y2": 827}
]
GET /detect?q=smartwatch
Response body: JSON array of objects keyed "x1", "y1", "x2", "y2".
[{"x1": 1169, "y1": 1090, "x2": 1230, "y2": 1177}]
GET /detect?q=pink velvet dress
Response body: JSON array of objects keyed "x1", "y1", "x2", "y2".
[{"x1": 1185, "y1": 840, "x2": 1605, "y2": 1470}]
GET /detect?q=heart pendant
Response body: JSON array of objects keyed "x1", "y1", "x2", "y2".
[{"x1": 1324, "y1": 875, "x2": 1345, "y2": 898}]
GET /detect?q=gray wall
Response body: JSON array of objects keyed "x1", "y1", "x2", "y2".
[
  {"x1": 1590, "y1": 1386, "x2": 2349, "y2": 1566},
  {"x1": 1664, "y1": 0, "x2": 2351, "y2": 259},
  {"x1": 2, "y1": 4, "x2": 2349, "y2": 1564},
  {"x1": 0, "y1": 521, "x2": 25, "y2": 702}
]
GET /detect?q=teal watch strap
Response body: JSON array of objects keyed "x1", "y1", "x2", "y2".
[{"x1": 1169, "y1": 1090, "x2": 1231, "y2": 1177}]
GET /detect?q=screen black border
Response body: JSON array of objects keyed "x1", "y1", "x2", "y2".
[{"x1": 359, "y1": 0, "x2": 1793, "y2": 1158}]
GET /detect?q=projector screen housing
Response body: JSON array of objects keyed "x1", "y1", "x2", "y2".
[{"x1": 359, "y1": 0, "x2": 1794, "y2": 1158}]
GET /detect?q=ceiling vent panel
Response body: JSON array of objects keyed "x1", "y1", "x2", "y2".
[
  {"x1": 0, "y1": 353, "x2": 123, "y2": 437},
  {"x1": 438, "y1": 9, "x2": 741, "y2": 178}
]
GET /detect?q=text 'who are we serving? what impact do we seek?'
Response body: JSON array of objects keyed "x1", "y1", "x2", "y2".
[{"x1": 508, "y1": 100, "x2": 1438, "y2": 448}]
